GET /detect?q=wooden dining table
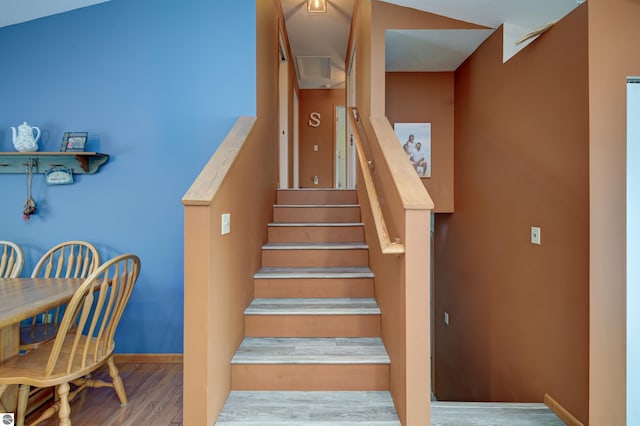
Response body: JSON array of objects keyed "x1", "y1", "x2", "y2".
[{"x1": 0, "y1": 277, "x2": 85, "y2": 411}]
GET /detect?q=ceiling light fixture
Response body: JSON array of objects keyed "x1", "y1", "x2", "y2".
[{"x1": 307, "y1": 0, "x2": 327, "y2": 13}]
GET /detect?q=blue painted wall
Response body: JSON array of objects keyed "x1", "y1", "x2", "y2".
[{"x1": 0, "y1": 0, "x2": 256, "y2": 353}]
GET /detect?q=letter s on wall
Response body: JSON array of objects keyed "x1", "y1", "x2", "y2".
[{"x1": 309, "y1": 112, "x2": 321, "y2": 127}]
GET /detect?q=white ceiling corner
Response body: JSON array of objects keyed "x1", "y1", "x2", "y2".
[
  {"x1": 503, "y1": 22, "x2": 537, "y2": 63},
  {"x1": 386, "y1": 29, "x2": 494, "y2": 72},
  {"x1": 0, "y1": 0, "x2": 112, "y2": 28}
]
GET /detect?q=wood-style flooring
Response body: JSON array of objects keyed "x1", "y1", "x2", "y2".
[
  {"x1": 24, "y1": 363, "x2": 565, "y2": 425},
  {"x1": 25, "y1": 362, "x2": 183, "y2": 426}
]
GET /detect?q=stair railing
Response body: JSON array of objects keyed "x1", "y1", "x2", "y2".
[{"x1": 348, "y1": 107, "x2": 404, "y2": 254}]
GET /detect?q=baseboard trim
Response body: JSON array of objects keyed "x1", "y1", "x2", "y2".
[
  {"x1": 114, "y1": 353, "x2": 183, "y2": 364},
  {"x1": 544, "y1": 393, "x2": 584, "y2": 426}
]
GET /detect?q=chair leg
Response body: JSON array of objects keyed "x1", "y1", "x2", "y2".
[
  {"x1": 107, "y1": 357, "x2": 128, "y2": 406},
  {"x1": 56, "y1": 382, "x2": 71, "y2": 426},
  {"x1": 16, "y1": 384, "x2": 29, "y2": 426},
  {"x1": 0, "y1": 383, "x2": 7, "y2": 412}
]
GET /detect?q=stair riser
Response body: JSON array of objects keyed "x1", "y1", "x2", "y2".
[
  {"x1": 273, "y1": 207, "x2": 360, "y2": 223},
  {"x1": 277, "y1": 190, "x2": 357, "y2": 205},
  {"x1": 231, "y1": 364, "x2": 389, "y2": 391},
  {"x1": 245, "y1": 315, "x2": 381, "y2": 337},
  {"x1": 254, "y1": 278, "x2": 374, "y2": 298},
  {"x1": 262, "y1": 250, "x2": 369, "y2": 268},
  {"x1": 268, "y1": 226, "x2": 364, "y2": 243}
]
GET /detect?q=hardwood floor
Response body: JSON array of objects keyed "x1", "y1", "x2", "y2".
[{"x1": 25, "y1": 363, "x2": 183, "y2": 426}]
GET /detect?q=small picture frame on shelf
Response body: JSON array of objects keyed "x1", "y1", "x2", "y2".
[{"x1": 60, "y1": 132, "x2": 88, "y2": 152}]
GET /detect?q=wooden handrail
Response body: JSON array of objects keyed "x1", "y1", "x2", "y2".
[
  {"x1": 182, "y1": 116, "x2": 257, "y2": 206},
  {"x1": 348, "y1": 108, "x2": 404, "y2": 255}
]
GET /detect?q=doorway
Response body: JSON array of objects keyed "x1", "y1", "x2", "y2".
[
  {"x1": 335, "y1": 106, "x2": 347, "y2": 188},
  {"x1": 278, "y1": 32, "x2": 289, "y2": 189},
  {"x1": 627, "y1": 77, "x2": 640, "y2": 424}
]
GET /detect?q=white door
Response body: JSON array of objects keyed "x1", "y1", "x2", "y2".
[
  {"x1": 293, "y1": 90, "x2": 300, "y2": 188},
  {"x1": 627, "y1": 77, "x2": 640, "y2": 424},
  {"x1": 335, "y1": 106, "x2": 347, "y2": 188},
  {"x1": 278, "y1": 34, "x2": 289, "y2": 189}
]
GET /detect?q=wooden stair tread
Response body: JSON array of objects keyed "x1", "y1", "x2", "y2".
[
  {"x1": 275, "y1": 204, "x2": 360, "y2": 208},
  {"x1": 262, "y1": 242, "x2": 368, "y2": 250},
  {"x1": 254, "y1": 267, "x2": 374, "y2": 279},
  {"x1": 231, "y1": 338, "x2": 390, "y2": 364},
  {"x1": 245, "y1": 298, "x2": 380, "y2": 315},
  {"x1": 216, "y1": 391, "x2": 401, "y2": 425},
  {"x1": 268, "y1": 222, "x2": 364, "y2": 227}
]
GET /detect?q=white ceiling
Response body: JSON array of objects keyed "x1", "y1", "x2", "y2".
[
  {"x1": 0, "y1": 0, "x2": 584, "y2": 89},
  {"x1": 0, "y1": 0, "x2": 111, "y2": 28},
  {"x1": 385, "y1": 29, "x2": 494, "y2": 72},
  {"x1": 281, "y1": 0, "x2": 355, "y2": 89}
]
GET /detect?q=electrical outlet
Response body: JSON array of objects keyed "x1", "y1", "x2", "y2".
[
  {"x1": 313, "y1": 176, "x2": 319, "y2": 185},
  {"x1": 314, "y1": 144, "x2": 319, "y2": 152},
  {"x1": 531, "y1": 226, "x2": 541, "y2": 245},
  {"x1": 444, "y1": 312, "x2": 449, "y2": 325}
]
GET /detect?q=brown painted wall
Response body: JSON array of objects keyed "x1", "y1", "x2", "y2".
[
  {"x1": 386, "y1": 72, "x2": 455, "y2": 213},
  {"x1": 434, "y1": 5, "x2": 589, "y2": 423},
  {"x1": 588, "y1": 0, "x2": 640, "y2": 423},
  {"x1": 298, "y1": 89, "x2": 345, "y2": 188}
]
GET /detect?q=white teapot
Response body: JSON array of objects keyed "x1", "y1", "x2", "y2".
[{"x1": 11, "y1": 122, "x2": 41, "y2": 152}]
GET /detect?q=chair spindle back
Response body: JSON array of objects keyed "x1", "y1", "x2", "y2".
[
  {"x1": 45, "y1": 254, "x2": 140, "y2": 376},
  {"x1": 0, "y1": 240, "x2": 24, "y2": 278}
]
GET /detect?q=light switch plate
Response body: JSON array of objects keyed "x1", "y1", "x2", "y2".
[
  {"x1": 221, "y1": 213, "x2": 231, "y2": 235},
  {"x1": 531, "y1": 226, "x2": 541, "y2": 245}
]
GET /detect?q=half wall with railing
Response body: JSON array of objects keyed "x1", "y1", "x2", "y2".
[
  {"x1": 181, "y1": 116, "x2": 277, "y2": 425},
  {"x1": 349, "y1": 107, "x2": 434, "y2": 425}
]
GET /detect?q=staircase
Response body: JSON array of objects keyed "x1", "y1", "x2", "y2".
[{"x1": 216, "y1": 189, "x2": 401, "y2": 425}]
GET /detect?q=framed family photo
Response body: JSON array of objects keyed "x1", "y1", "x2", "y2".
[{"x1": 394, "y1": 122, "x2": 431, "y2": 177}]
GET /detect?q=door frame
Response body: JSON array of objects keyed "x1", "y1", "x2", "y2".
[{"x1": 346, "y1": 48, "x2": 357, "y2": 189}]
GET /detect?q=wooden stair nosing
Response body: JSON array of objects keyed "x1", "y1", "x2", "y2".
[
  {"x1": 274, "y1": 204, "x2": 360, "y2": 208},
  {"x1": 262, "y1": 242, "x2": 368, "y2": 250},
  {"x1": 268, "y1": 222, "x2": 364, "y2": 227},
  {"x1": 231, "y1": 337, "x2": 390, "y2": 365},
  {"x1": 245, "y1": 298, "x2": 381, "y2": 315},
  {"x1": 254, "y1": 267, "x2": 374, "y2": 279}
]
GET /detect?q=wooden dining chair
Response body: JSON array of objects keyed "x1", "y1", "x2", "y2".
[
  {"x1": 0, "y1": 240, "x2": 24, "y2": 278},
  {"x1": 0, "y1": 254, "x2": 141, "y2": 426},
  {"x1": 20, "y1": 241, "x2": 101, "y2": 351}
]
